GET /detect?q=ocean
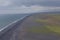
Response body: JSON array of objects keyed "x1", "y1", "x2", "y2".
[{"x1": 0, "y1": 14, "x2": 28, "y2": 29}]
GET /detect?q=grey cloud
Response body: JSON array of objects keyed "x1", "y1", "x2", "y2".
[
  {"x1": 10, "y1": 0, "x2": 60, "y2": 7},
  {"x1": 0, "y1": 0, "x2": 60, "y2": 10},
  {"x1": 0, "y1": 0, "x2": 60, "y2": 7},
  {"x1": 0, "y1": 0, "x2": 60, "y2": 14}
]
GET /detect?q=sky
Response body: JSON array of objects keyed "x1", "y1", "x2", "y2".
[{"x1": 0, "y1": 0, "x2": 60, "y2": 14}]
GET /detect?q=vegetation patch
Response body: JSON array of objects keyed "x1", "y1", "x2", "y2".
[
  {"x1": 35, "y1": 19, "x2": 48, "y2": 23},
  {"x1": 28, "y1": 26, "x2": 53, "y2": 33},
  {"x1": 28, "y1": 25, "x2": 60, "y2": 34},
  {"x1": 46, "y1": 25, "x2": 60, "y2": 34},
  {"x1": 28, "y1": 14, "x2": 60, "y2": 34}
]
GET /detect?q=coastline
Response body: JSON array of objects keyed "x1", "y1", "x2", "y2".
[{"x1": 0, "y1": 14, "x2": 31, "y2": 37}]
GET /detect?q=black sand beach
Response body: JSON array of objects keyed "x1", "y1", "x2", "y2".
[{"x1": 0, "y1": 13, "x2": 60, "y2": 40}]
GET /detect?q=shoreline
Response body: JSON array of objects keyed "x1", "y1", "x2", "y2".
[{"x1": 0, "y1": 14, "x2": 31, "y2": 37}]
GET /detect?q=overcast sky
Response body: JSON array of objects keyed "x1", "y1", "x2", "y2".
[{"x1": 0, "y1": 0, "x2": 60, "y2": 14}]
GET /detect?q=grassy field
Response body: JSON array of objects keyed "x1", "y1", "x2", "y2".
[{"x1": 28, "y1": 14, "x2": 60, "y2": 34}]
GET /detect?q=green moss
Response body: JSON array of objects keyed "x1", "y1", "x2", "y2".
[
  {"x1": 46, "y1": 25, "x2": 60, "y2": 34},
  {"x1": 28, "y1": 25, "x2": 60, "y2": 34},
  {"x1": 35, "y1": 19, "x2": 48, "y2": 23},
  {"x1": 28, "y1": 14, "x2": 60, "y2": 34},
  {"x1": 28, "y1": 26, "x2": 52, "y2": 33}
]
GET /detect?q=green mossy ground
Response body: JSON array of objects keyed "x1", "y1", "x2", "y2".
[{"x1": 28, "y1": 14, "x2": 60, "y2": 34}]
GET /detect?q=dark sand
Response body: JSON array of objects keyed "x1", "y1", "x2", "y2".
[
  {"x1": 0, "y1": 14, "x2": 60, "y2": 40},
  {"x1": 18, "y1": 14, "x2": 60, "y2": 40}
]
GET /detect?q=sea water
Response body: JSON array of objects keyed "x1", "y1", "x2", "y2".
[{"x1": 0, "y1": 14, "x2": 27, "y2": 29}]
